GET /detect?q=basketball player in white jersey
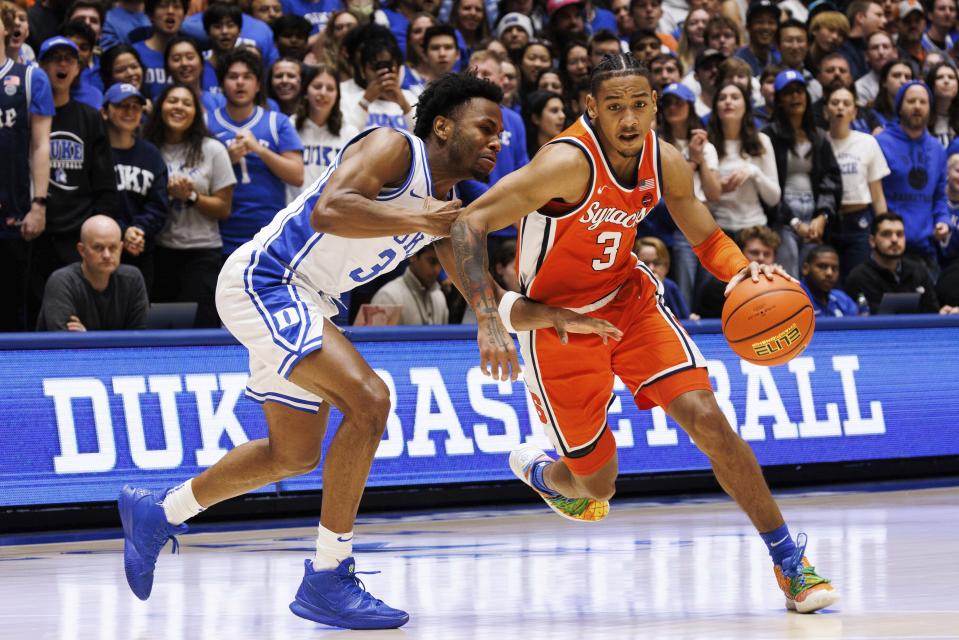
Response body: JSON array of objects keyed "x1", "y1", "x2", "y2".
[{"x1": 118, "y1": 71, "x2": 620, "y2": 630}]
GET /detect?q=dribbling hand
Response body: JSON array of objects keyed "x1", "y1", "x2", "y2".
[{"x1": 724, "y1": 261, "x2": 796, "y2": 297}]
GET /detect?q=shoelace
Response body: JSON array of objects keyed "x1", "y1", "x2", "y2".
[
  {"x1": 148, "y1": 527, "x2": 181, "y2": 559},
  {"x1": 780, "y1": 532, "x2": 808, "y2": 579},
  {"x1": 779, "y1": 533, "x2": 830, "y2": 592},
  {"x1": 340, "y1": 570, "x2": 385, "y2": 606}
]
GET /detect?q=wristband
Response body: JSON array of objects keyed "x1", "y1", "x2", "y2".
[{"x1": 497, "y1": 291, "x2": 524, "y2": 334}]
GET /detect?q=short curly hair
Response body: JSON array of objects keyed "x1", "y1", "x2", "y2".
[{"x1": 413, "y1": 71, "x2": 503, "y2": 140}]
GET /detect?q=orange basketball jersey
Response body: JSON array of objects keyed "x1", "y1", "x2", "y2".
[{"x1": 518, "y1": 116, "x2": 663, "y2": 311}]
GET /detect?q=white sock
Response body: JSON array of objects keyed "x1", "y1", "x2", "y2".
[
  {"x1": 161, "y1": 479, "x2": 205, "y2": 526},
  {"x1": 313, "y1": 525, "x2": 353, "y2": 571}
]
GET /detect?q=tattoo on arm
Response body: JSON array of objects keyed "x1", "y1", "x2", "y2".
[{"x1": 450, "y1": 219, "x2": 499, "y2": 321}]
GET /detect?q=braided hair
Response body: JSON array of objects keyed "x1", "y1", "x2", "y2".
[{"x1": 589, "y1": 52, "x2": 652, "y2": 96}]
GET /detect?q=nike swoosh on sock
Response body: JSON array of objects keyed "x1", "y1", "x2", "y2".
[{"x1": 769, "y1": 535, "x2": 790, "y2": 547}]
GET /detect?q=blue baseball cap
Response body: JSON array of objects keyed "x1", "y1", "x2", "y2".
[
  {"x1": 660, "y1": 82, "x2": 696, "y2": 104},
  {"x1": 774, "y1": 69, "x2": 806, "y2": 93},
  {"x1": 104, "y1": 83, "x2": 147, "y2": 105},
  {"x1": 38, "y1": 36, "x2": 79, "y2": 61}
]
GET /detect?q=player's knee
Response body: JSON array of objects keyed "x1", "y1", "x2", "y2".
[
  {"x1": 271, "y1": 448, "x2": 321, "y2": 477},
  {"x1": 690, "y1": 408, "x2": 740, "y2": 458},
  {"x1": 346, "y1": 377, "x2": 392, "y2": 433}
]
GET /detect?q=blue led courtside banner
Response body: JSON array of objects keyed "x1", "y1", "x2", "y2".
[{"x1": 1, "y1": 317, "x2": 958, "y2": 508}]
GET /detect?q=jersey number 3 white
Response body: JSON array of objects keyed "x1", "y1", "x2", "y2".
[{"x1": 592, "y1": 231, "x2": 622, "y2": 271}]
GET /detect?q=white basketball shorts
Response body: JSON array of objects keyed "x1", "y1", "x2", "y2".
[{"x1": 216, "y1": 241, "x2": 339, "y2": 413}]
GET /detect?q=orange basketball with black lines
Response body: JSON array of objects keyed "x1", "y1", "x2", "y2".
[{"x1": 721, "y1": 275, "x2": 815, "y2": 367}]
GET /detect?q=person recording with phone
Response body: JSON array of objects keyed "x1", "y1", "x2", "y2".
[{"x1": 340, "y1": 25, "x2": 418, "y2": 133}]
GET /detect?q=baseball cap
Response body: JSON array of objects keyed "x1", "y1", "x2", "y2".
[
  {"x1": 547, "y1": 0, "x2": 584, "y2": 17},
  {"x1": 104, "y1": 83, "x2": 147, "y2": 106},
  {"x1": 807, "y1": 0, "x2": 840, "y2": 20},
  {"x1": 38, "y1": 36, "x2": 79, "y2": 61},
  {"x1": 695, "y1": 48, "x2": 725, "y2": 70},
  {"x1": 661, "y1": 82, "x2": 696, "y2": 104},
  {"x1": 774, "y1": 69, "x2": 806, "y2": 93},
  {"x1": 899, "y1": 0, "x2": 925, "y2": 18},
  {"x1": 496, "y1": 12, "x2": 534, "y2": 39},
  {"x1": 746, "y1": 0, "x2": 780, "y2": 24}
]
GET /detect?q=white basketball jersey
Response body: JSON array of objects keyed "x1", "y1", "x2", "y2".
[{"x1": 247, "y1": 128, "x2": 441, "y2": 296}]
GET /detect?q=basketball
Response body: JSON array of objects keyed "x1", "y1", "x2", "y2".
[{"x1": 721, "y1": 274, "x2": 815, "y2": 366}]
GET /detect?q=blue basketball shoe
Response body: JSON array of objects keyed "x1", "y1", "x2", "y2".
[
  {"x1": 289, "y1": 558, "x2": 410, "y2": 629},
  {"x1": 118, "y1": 485, "x2": 188, "y2": 600}
]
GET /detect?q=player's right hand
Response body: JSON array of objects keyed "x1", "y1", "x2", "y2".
[
  {"x1": 548, "y1": 308, "x2": 623, "y2": 345},
  {"x1": 477, "y1": 316, "x2": 521, "y2": 381},
  {"x1": 419, "y1": 197, "x2": 462, "y2": 237}
]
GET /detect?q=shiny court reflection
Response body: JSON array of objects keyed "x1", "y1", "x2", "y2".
[{"x1": 1, "y1": 485, "x2": 957, "y2": 640}]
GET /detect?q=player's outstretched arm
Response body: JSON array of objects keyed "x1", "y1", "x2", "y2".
[
  {"x1": 434, "y1": 238, "x2": 622, "y2": 345},
  {"x1": 660, "y1": 141, "x2": 792, "y2": 294},
  {"x1": 450, "y1": 144, "x2": 590, "y2": 380},
  {"x1": 310, "y1": 129, "x2": 460, "y2": 239}
]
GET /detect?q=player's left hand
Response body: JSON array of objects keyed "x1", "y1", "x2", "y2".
[
  {"x1": 476, "y1": 316, "x2": 521, "y2": 382},
  {"x1": 724, "y1": 262, "x2": 796, "y2": 296},
  {"x1": 548, "y1": 308, "x2": 623, "y2": 345}
]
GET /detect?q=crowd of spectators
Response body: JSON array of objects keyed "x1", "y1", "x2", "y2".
[{"x1": 4, "y1": 0, "x2": 959, "y2": 333}]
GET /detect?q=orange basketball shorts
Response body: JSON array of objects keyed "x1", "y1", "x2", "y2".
[{"x1": 518, "y1": 263, "x2": 712, "y2": 476}]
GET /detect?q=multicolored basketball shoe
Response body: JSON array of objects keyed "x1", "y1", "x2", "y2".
[
  {"x1": 774, "y1": 534, "x2": 841, "y2": 613},
  {"x1": 509, "y1": 446, "x2": 609, "y2": 523}
]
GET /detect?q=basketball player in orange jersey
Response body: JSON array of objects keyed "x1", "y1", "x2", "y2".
[{"x1": 450, "y1": 54, "x2": 839, "y2": 614}]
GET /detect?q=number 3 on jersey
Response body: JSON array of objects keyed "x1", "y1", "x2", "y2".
[{"x1": 592, "y1": 231, "x2": 622, "y2": 271}]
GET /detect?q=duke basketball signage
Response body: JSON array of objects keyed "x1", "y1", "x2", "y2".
[{"x1": 1, "y1": 322, "x2": 958, "y2": 507}]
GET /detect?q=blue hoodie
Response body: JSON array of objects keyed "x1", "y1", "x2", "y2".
[{"x1": 875, "y1": 82, "x2": 949, "y2": 257}]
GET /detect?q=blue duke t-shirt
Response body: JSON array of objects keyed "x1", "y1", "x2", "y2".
[{"x1": 132, "y1": 40, "x2": 168, "y2": 100}]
